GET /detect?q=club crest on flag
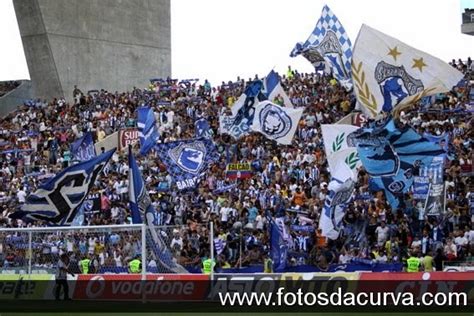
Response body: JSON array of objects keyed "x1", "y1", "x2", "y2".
[
  {"x1": 259, "y1": 103, "x2": 292, "y2": 138},
  {"x1": 352, "y1": 24, "x2": 464, "y2": 117},
  {"x1": 375, "y1": 61, "x2": 424, "y2": 112},
  {"x1": 316, "y1": 30, "x2": 348, "y2": 79},
  {"x1": 169, "y1": 142, "x2": 207, "y2": 175}
]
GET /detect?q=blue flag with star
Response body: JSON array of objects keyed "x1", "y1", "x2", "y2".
[{"x1": 155, "y1": 139, "x2": 219, "y2": 191}]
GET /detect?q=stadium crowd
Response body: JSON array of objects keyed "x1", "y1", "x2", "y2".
[{"x1": 0, "y1": 58, "x2": 472, "y2": 273}]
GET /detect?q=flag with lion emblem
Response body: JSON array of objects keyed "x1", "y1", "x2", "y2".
[{"x1": 352, "y1": 24, "x2": 464, "y2": 118}]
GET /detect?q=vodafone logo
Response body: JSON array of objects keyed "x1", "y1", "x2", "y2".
[{"x1": 85, "y1": 275, "x2": 105, "y2": 298}]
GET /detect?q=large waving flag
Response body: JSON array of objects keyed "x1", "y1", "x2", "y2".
[
  {"x1": 155, "y1": 139, "x2": 219, "y2": 191},
  {"x1": 352, "y1": 24, "x2": 464, "y2": 118},
  {"x1": 137, "y1": 106, "x2": 159, "y2": 155},
  {"x1": 348, "y1": 117, "x2": 445, "y2": 209},
  {"x1": 264, "y1": 70, "x2": 293, "y2": 108},
  {"x1": 71, "y1": 132, "x2": 96, "y2": 162},
  {"x1": 321, "y1": 124, "x2": 361, "y2": 172},
  {"x1": 10, "y1": 149, "x2": 115, "y2": 225},
  {"x1": 128, "y1": 146, "x2": 187, "y2": 273},
  {"x1": 290, "y1": 5, "x2": 353, "y2": 90},
  {"x1": 220, "y1": 81, "x2": 266, "y2": 139},
  {"x1": 251, "y1": 101, "x2": 303, "y2": 145},
  {"x1": 319, "y1": 160, "x2": 355, "y2": 240}
]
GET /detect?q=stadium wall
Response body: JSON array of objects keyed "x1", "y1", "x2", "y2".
[{"x1": 13, "y1": 0, "x2": 171, "y2": 101}]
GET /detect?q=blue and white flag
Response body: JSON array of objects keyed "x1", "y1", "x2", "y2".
[
  {"x1": 220, "y1": 81, "x2": 266, "y2": 139},
  {"x1": 352, "y1": 24, "x2": 464, "y2": 117},
  {"x1": 128, "y1": 146, "x2": 153, "y2": 224},
  {"x1": 10, "y1": 149, "x2": 115, "y2": 225},
  {"x1": 137, "y1": 106, "x2": 159, "y2": 155},
  {"x1": 348, "y1": 117, "x2": 445, "y2": 209},
  {"x1": 263, "y1": 70, "x2": 293, "y2": 108},
  {"x1": 155, "y1": 139, "x2": 219, "y2": 191},
  {"x1": 195, "y1": 118, "x2": 213, "y2": 139},
  {"x1": 290, "y1": 5, "x2": 353, "y2": 90},
  {"x1": 251, "y1": 101, "x2": 303, "y2": 145},
  {"x1": 71, "y1": 202, "x2": 86, "y2": 226},
  {"x1": 71, "y1": 132, "x2": 96, "y2": 162},
  {"x1": 319, "y1": 160, "x2": 355, "y2": 240},
  {"x1": 128, "y1": 146, "x2": 187, "y2": 273},
  {"x1": 267, "y1": 214, "x2": 288, "y2": 272},
  {"x1": 214, "y1": 238, "x2": 226, "y2": 256}
]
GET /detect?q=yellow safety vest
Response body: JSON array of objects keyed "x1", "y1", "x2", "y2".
[
  {"x1": 264, "y1": 258, "x2": 273, "y2": 273},
  {"x1": 202, "y1": 259, "x2": 214, "y2": 274},
  {"x1": 129, "y1": 259, "x2": 141, "y2": 273},
  {"x1": 80, "y1": 259, "x2": 91, "y2": 274},
  {"x1": 407, "y1": 257, "x2": 420, "y2": 272}
]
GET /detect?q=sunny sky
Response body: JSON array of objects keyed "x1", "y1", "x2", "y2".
[{"x1": 1, "y1": 0, "x2": 473, "y2": 85}]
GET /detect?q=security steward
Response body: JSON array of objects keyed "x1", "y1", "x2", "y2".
[
  {"x1": 406, "y1": 252, "x2": 421, "y2": 272},
  {"x1": 201, "y1": 252, "x2": 215, "y2": 274},
  {"x1": 263, "y1": 252, "x2": 273, "y2": 273},
  {"x1": 79, "y1": 255, "x2": 91, "y2": 274},
  {"x1": 128, "y1": 255, "x2": 142, "y2": 274}
]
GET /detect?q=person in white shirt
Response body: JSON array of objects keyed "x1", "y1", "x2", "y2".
[
  {"x1": 375, "y1": 221, "x2": 390, "y2": 247},
  {"x1": 17, "y1": 188, "x2": 27, "y2": 204}
]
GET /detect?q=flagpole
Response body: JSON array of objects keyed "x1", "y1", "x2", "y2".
[{"x1": 210, "y1": 221, "x2": 214, "y2": 281}]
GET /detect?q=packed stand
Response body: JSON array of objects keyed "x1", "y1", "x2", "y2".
[{"x1": 0, "y1": 61, "x2": 473, "y2": 273}]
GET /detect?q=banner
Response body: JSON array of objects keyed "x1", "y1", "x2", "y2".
[
  {"x1": 10, "y1": 149, "x2": 115, "y2": 225},
  {"x1": 119, "y1": 129, "x2": 139, "y2": 151},
  {"x1": 413, "y1": 176, "x2": 430, "y2": 200},
  {"x1": 71, "y1": 132, "x2": 96, "y2": 162},
  {"x1": 155, "y1": 139, "x2": 219, "y2": 191},
  {"x1": 251, "y1": 101, "x2": 303, "y2": 145},
  {"x1": 352, "y1": 24, "x2": 464, "y2": 117},
  {"x1": 137, "y1": 106, "x2": 159, "y2": 155},
  {"x1": 73, "y1": 274, "x2": 208, "y2": 301},
  {"x1": 225, "y1": 162, "x2": 252, "y2": 179}
]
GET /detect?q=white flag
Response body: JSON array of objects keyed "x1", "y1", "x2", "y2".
[
  {"x1": 352, "y1": 24, "x2": 464, "y2": 118},
  {"x1": 264, "y1": 70, "x2": 294, "y2": 108},
  {"x1": 251, "y1": 101, "x2": 303, "y2": 145},
  {"x1": 321, "y1": 124, "x2": 361, "y2": 172},
  {"x1": 319, "y1": 160, "x2": 355, "y2": 240}
]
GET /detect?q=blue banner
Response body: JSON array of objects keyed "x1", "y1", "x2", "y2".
[
  {"x1": 195, "y1": 118, "x2": 212, "y2": 139},
  {"x1": 413, "y1": 176, "x2": 430, "y2": 200},
  {"x1": 137, "y1": 106, "x2": 159, "y2": 155},
  {"x1": 71, "y1": 132, "x2": 96, "y2": 162},
  {"x1": 10, "y1": 149, "x2": 115, "y2": 225},
  {"x1": 155, "y1": 139, "x2": 219, "y2": 191}
]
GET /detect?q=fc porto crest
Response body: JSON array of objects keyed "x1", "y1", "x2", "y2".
[
  {"x1": 259, "y1": 103, "x2": 292, "y2": 139},
  {"x1": 374, "y1": 61, "x2": 424, "y2": 112},
  {"x1": 169, "y1": 141, "x2": 207, "y2": 175},
  {"x1": 316, "y1": 30, "x2": 348, "y2": 78}
]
